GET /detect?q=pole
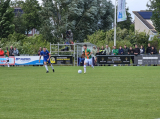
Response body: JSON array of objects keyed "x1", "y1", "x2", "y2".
[
  {"x1": 77, "y1": 44, "x2": 78, "y2": 66},
  {"x1": 58, "y1": 42, "x2": 59, "y2": 55},
  {"x1": 74, "y1": 43, "x2": 75, "y2": 66},
  {"x1": 114, "y1": 0, "x2": 117, "y2": 46}
]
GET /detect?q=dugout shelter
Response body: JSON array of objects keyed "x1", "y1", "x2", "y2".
[{"x1": 50, "y1": 42, "x2": 96, "y2": 66}]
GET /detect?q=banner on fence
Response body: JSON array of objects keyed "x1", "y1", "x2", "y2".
[
  {"x1": 97, "y1": 55, "x2": 131, "y2": 64},
  {"x1": 50, "y1": 56, "x2": 73, "y2": 65},
  {"x1": 134, "y1": 55, "x2": 160, "y2": 65},
  {"x1": 15, "y1": 56, "x2": 43, "y2": 65},
  {"x1": 0, "y1": 56, "x2": 15, "y2": 65}
]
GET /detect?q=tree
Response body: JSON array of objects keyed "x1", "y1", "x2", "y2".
[
  {"x1": 13, "y1": 12, "x2": 26, "y2": 34},
  {"x1": 39, "y1": 0, "x2": 57, "y2": 43},
  {"x1": 40, "y1": 0, "x2": 114, "y2": 43},
  {"x1": 151, "y1": 0, "x2": 160, "y2": 32},
  {"x1": 117, "y1": 7, "x2": 132, "y2": 30},
  {"x1": 21, "y1": 0, "x2": 41, "y2": 35},
  {"x1": 0, "y1": 0, "x2": 15, "y2": 39},
  {"x1": 67, "y1": 0, "x2": 114, "y2": 42},
  {"x1": 146, "y1": 0, "x2": 156, "y2": 11}
]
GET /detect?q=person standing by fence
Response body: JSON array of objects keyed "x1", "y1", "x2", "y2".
[
  {"x1": 123, "y1": 45, "x2": 129, "y2": 55},
  {"x1": 0, "y1": 48, "x2": 4, "y2": 56},
  {"x1": 9, "y1": 46, "x2": 14, "y2": 56},
  {"x1": 118, "y1": 46, "x2": 124, "y2": 55},
  {"x1": 134, "y1": 45, "x2": 140, "y2": 56},
  {"x1": 150, "y1": 46, "x2": 157, "y2": 55},
  {"x1": 113, "y1": 46, "x2": 118, "y2": 55},
  {"x1": 140, "y1": 45, "x2": 145, "y2": 55},
  {"x1": 105, "y1": 45, "x2": 110, "y2": 55},
  {"x1": 92, "y1": 46, "x2": 97, "y2": 57},
  {"x1": 146, "y1": 43, "x2": 151, "y2": 55},
  {"x1": 129, "y1": 46, "x2": 134, "y2": 64},
  {"x1": 4, "y1": 47, "x2": 10, "y2": 67},
  {"x1": 13, "y1": 47, "x2": 19, "y2": 56},
  {"x1": 100, "y1": 46, "x2": 105, "y2": 55},
  {"x1": 38, "y1": 47, "x2": 42, "y2": 56}
]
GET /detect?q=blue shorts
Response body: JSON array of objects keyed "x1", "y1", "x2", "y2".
[{"x1": 44, "y1": 58, "x2": 50, "y2": 64}]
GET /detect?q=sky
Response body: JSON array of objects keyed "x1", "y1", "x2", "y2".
[{"x1": 37, "y1": 0, "x2": 149, "y2": 20}]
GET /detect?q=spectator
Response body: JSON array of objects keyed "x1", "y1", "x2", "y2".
[
  {"x1": 129, "y1": 46, "x2": 134, "y2": 64},
  {"x1": 150, "y1": 46, "x2": 157, "y2": 55},
  {"x1": 105, "y1": 45, "x2": 110, "y2": 55},
  {"x1": 4, "y1": 47, "x2": 10, "y2": 67},
  {"x1": 9, "y1": 46, "x2": 14, "y2": 56},
  {"x1": 92, "y1": 46, "x2": 97, "y2": 57},
  {"x1": 100, "y1": 46, "x2": 105, "y2": 55},
  {"x1": 118, "y1": 46, "x2": 124, "y2": 55},
  {"x1": 146, "y1": 43, "x2": 151, "y2": 54},
  {"x1": 95, "y1": 47, "x2": 100, "y2": 65},
  {"x1": 13, "y1": 47, "x2": 19, "y2": 56},
  {"x1": 92, "y1": 46, "x2": 97, "y2": 65},
  {"x1": 111, "y1": 46, "x2": 115, "y2": 55},
  {"x1": 140, "y1": 45, "x2": 145, "y2": 55},
  {"x1": 79, "y1": 51, "x2": 85, "y2": 66},
  {"x1": 113, "y1": 46, "x2": 118, "y2": 55},
  {"x1": 38, "y1": 47, "x2": 42, "y2": 56},
  {"x1": 96, "y1": 47, "x2": 100, "y2": 56},
  {"x1": 66, "y1": 29, "x2": 74, "y2": 50},
  {"x1": 134, "y1": 45, "x2": 140, "y2": 56},
  {"x1": 123, "y1": 45, "x2": 129, "y2": 55},
  {"x1": 66, "y1": 29, "x2": 73, "y2": 42},
  {"x1": 0, "y1": 48, "x2": 4, "y2": 56},
  {"x1": 151, "y1": 46, "x2": 158, "y2": 66}
]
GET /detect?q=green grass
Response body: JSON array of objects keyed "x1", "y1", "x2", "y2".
[{"x1": 0, "y1": 66, "x2": 160, "y2": 119}]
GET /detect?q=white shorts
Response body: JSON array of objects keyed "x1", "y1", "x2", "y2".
[
  {"x1": 84, "y1": 59, "x2": 92, "y2": 65},
  {"x1": 6, "y1": 57, "x2": 9, "y2": 62}
]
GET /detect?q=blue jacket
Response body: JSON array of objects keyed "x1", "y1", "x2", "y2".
[
  {"x1": 140, "y1": 48, "x2": 145, "y2": 54},
  {"x1": 118, "y1": 48, "x2": 124, "y2": 55}
]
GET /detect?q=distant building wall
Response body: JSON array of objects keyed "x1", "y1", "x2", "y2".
[
  {"x1": 27, "y1": 28, "x2": 39, "y2": 37},
  {"x1": 134, "y1": 16, "x2": 153, "y2": 35}
]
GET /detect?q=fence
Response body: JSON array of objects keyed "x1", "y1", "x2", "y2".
[
  {"x1": 1, "y1": 55, "x2": 160, "y2": 66},
  {"x1": 0, "y1": 56, "x2": 43, "y2": 66},
  {"x1": 97, "y1": 55, "x2": 160, "y2": 66}
]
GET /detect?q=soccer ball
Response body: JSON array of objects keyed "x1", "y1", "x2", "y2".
[{"x1": 78, "y1": 70, "x2": 82, "y2": 74}]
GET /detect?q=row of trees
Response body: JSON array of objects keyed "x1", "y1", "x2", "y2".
[
  {"x1": 0, "y1": 0, "x2": 115, "y2": 43},
  {"x1": 0, "y1": 0, "x2": 134, "y2": 43},
  {"x1": 1, "y1": 0, "x2": 159, "y2": 54}
]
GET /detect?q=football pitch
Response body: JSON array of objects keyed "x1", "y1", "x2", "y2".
[{"x1": 0, "y1": 66, "x2": 160, "y2": 119}]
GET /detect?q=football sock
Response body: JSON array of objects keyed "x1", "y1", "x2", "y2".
[
  {"x1": 91, "y1": 65, "x2": 94, "y2": 68},
  {"x1": 7, "y1": 63, "x2": 9, "y2": 67},
  {"x1": 45, "y1": 65, "x2": 48, "y2": 71},
  {"x1": 51, "y1": 64, "x2": 54, "y2": 70},
  {"x1": 84, "y1": 65, "x2": 86, "y2": 72}
]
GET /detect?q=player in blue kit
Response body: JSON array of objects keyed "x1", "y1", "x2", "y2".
[{"x1": 39, "y1": 47, "x2": 55, "y2": 73}]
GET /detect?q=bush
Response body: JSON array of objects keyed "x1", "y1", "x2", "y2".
[
  {"x1": 108, "y1": 40, "x2": 132, "y2": 49},
  {"x1": 0, "y1": 34, "x2": 50, "y2": 55},
  {"x1": 85, "y1": 27, "x2": 150, "y2": 49},
  {"x1": 149, "y1": 35, "x2": 160, "y2": 50}
]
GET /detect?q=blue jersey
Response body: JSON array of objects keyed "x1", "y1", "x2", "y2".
[{"x1": 40, "y1": 50, "x2": 50, "y2": 59}]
